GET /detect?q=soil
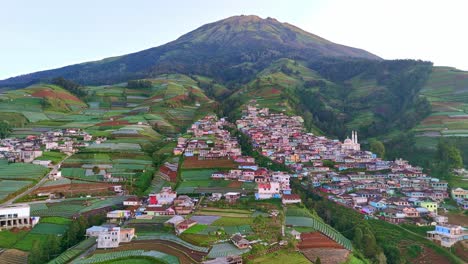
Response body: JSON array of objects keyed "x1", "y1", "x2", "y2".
[
  {"x1": 96, "y1": 120, "x2": 130, "y2": 126},
  {"x1": 182, "y1": 157, "x2": 235, "y2": 169},
  {"x1": 411, "y1": 246, "x2": 452, "y2": 264},
  {"x1": 31, "y1": 90, "x2": 81, "y2": 102},
  {"x1": 454, "y1": 241, "x2": 468, "y2": 262},
  {"x1": 227, "y1": 181, "x2": 242, "y2": 188},
  {"x1": 34, "y1": 183, "x2": 116, "y2": 196}
]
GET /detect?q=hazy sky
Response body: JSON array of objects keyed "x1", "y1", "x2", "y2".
[{"x1": 1, "y1": 0, "x2": 467, "y2": 79}]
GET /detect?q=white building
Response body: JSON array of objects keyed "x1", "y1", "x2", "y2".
[
  {"x1": 153, "y1": 187, "x2": 177, "y2": 206},
  {"x1": 341, "y1": 131, "x2": 360, "y2": 151},
  {"x1": 86, "y1": 226, "x2": 135, "y2": 249},
  {"x1": 256, "y1": 182, "x2": 281, "y2": 199},
  {"x1": 427, "y1": 224, "x2": 467, "y2": 247},
  {"x1": 0, "y1": 204, "x2": 32, "y2": 230}
]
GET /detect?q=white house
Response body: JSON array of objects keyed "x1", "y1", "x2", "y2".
[
  {"x1": 0, "y1": 204, "x2": 32, "y2": 230},
  {"x1": 87, "y1": 226, "x2": 135, "y2": 249},
  {"x1": 256, "y1": 182, "x2": 281, "y2": 199},
  {"x1": 282, "y1": 194, "x2": 301, "y2": 204}
]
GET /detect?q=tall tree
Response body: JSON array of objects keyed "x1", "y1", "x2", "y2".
[
  {"x1": 0, "y1": 121, "x2": 12, "y2": 139},
  {"x1": 369, "y1": 139, "x2": 385, "y2": 158}
]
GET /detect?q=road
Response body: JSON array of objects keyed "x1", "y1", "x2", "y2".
[{"x1": 1, "y1": 154, "x2": 71, "y2": 206}]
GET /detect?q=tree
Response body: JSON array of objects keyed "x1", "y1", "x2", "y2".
[
  {"x1": 45, "y1": 235, "x2": 61, "y2": 260},
  {"x1": 0, "y1": 121, "x2": 12, "y2": 139},
  {"x1": 436, "y1": 140, "x2": 463, "y2": 170},
  {"x1": 92, "y1": 166, "x2": 100, "y2": 175},
  {"x1": 369, "y1": 139, "x2": 385, "y2": 158},
  {"x1": 353, "y1": 227, "x2": 363, "y2": 249},
  {"x1": 315, "y1": 257, "x2": 321, "y2": 264},
  {"x1": 29, "y1": 240, "x2": 45, "y2": 264},
  {"x1": 127, "y1": 80, "x2": 152, "y2": 89}
]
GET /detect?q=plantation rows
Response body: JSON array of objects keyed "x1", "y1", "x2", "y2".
[
  {"x1": 48, "y1": 238, "x2": 97, "y2": 264},
  {"x1": 286, "y1": 216, "x2": 353, "y2": 250},
  {"x1": 208, "y1": 243, "x2": 250, "y2": 258},
  {"x1": 135, "y1": 233, "x2": 209, "y2": 253},
  {"x1": 73, "y1": 250, "x2": 179, "y2": 264}
]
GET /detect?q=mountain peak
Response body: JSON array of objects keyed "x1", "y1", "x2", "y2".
[{"x1": 0, "y1": 15, "x2": 381, "y2": 87}]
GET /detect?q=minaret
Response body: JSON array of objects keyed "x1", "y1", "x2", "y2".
[
  {"x1": 351, "y1": 131, "x2": 355, "y2": 144},
  {"x1": 354, "y1": 131, "x2": 358, "y2": 144}
]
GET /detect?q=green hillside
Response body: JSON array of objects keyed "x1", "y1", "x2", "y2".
[{"x1": 0, "y1": 15, "x2": 379, "y2": 88}]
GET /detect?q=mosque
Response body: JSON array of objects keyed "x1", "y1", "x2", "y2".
[{"x1": 342, "y1": 131, "x2": 360, "y2": 151}]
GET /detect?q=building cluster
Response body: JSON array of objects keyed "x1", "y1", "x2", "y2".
[
  {"x1": 0, "y1": 128, "x2": 93, "y2": 164},
  {"x1": 173, "y1": 114, "x2": 297, "y2": 200},
  {"x1": 173, "y1": 115, "x2": 241, "y2": 158},
  {"x1": 237, "y1": 106, "x2": 461, "y2": 221}
]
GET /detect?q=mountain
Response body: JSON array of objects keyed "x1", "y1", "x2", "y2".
[{"x1": 0, "y1": 15, "x2": 380, "y2": 88}]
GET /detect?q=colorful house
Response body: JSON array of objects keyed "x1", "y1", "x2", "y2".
[{"x1": 419, "y1": 201, "x2": 438, "y2": 214}]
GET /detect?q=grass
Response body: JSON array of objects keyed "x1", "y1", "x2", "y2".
[
  {"x1": 35, "y1": 151, "x2": 66, "y2": 164},
  {"x1": 0, "y1": 230, "x2": 28, "y2": 248},
  {"x1": 14, "y1": 233, "x2": 48, "y2": 251},
  {"x1": 181, "y1": 169, "x2": 216, "y2": 181},
  {"x1": 179, "y1": 233, "x2": 219, "y2": 246},
  {"x1": 212, "y1": 217, "x2": 254, "y2": 226},
  {"x1": 40, "y1": 216, "x2": 72, "y2": 225},
  {"x1": 247, "y1": 249, "x2": 310, "y2": 264},
  {"x1": 183, "y1": 224, "x2": 207, "y2": 234},
  {"x1": 29, "y1": 223, "x2": 69, "y2": 235},
  {"x1": 0, "y1": 163, "x2": 48, "y2": 180}
]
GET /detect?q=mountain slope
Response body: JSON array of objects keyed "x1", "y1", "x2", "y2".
[{"x1": 0, "y1": 15, "x2": 380, "y2": 88}]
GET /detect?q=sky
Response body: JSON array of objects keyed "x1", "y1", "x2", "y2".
[{"x1": 1, "y1": 0, "x2": 468, "y2": 80}]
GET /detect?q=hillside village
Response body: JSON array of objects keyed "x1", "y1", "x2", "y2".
[
  {"x1": 0, "y1": 129, "x2": 93, "y2": 164},
  {"x1": 0, "y1": 104, "x2": 467, "y2": 264}
]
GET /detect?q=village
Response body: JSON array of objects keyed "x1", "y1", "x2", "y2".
[
  {"x1": 237, "y1": 105, "x2": 468, "y2": 247},
  {"x1": 0, "y1": 105, "x2": 466, "y2": 264},
  {"x1": 0, "y1": 128, "x2": 96, "y2": 166}
]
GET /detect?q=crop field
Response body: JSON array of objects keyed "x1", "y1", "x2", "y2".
[
  {"x1": 34, "y1": 151, "x2": 66, "y2": 164},
  {"x1": 48, "y1": 237, "x2": 96, "y2": 264},
  {"x1": 22, "y1": 111, "x2": 49, "y2": 122},
  {"x1": 62, "y1": 168, "x2": 86, "y2": 177},
  {"x1": 0, "y1": 180, "x2": 33, "y2": 201},
  {"x1": 181, "y1": 169, "x2": 216, "y2": 180},
  {"x1": 14, "y1": 233, "x2": 48, "y2": 251},
  {"x1": 30, "y1": 223, "x2": 69, "y2": 235},
  {"x1": 182, "y1": 157, "x2": 236, "y2": 169},
  {"x1": 212, "y1": 217, "x2": 254, "y2": 226},
  {"x1": 86, "y1": 142, "x2": 142, "y2": 151},
  {"x1": 208, "y1": 243, "x2": 250, "y2": 258},
  {"x1": 0, "y1": 162, "x2": 48, "y2": 180},
  {"x1": 30, "y1": 197, "x2": 127, "y2": 218}
]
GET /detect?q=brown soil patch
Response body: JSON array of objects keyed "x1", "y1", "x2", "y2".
[
  {"x1": 227, "y1": 181, "x2": 242, "y2": 188},
  {"x1": 454, "y1": 241, "x2": 468, "y2": 262},
  {"x1": 95, "y1": 239, "x2": 207, "y2": 264},
  {"x1": 298, "y1": 232, "x2": 344, "y2": 249},
  {"x1": 170, "y1": 94, "x2": 189, "y2": 102},
  {"x1": 32, "y1": 89, "x2": 81, "y2": 102},
  {"x1": 182, "y1": 157, "x2": 236, "y2": 169},
  {"x1": 96, "y1": 120, "x2": 130, "y2": 126},
  {"x1": 444, "y1": 212, "x2": 468, "y2": 226},
  {"x1": 34, "y1": 183, "x2": 116, "y2": 196},
  {"x1": 300, "y1": 248, "x2": 349, "y2": 264},
  {"x1": 0, "y1": 249, "x2": 29, "y2": 264},
  {"x1": 270, "y1": 88, "x2": 280, "y2": 94},
  {"x1": 410, "y1": 246, "x2": 451, "y2": 264}
]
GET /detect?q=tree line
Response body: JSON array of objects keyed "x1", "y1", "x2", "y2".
[{"x1": 29, "y1": 214, "x2": 106, "y2": 264}]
